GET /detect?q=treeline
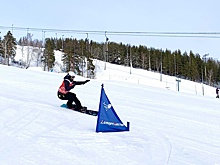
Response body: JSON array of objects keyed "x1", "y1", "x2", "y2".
[
  {"x1": 39, "y1": 37, "x2": 95, "y2": 78},
  {"x1": 41, "y1": 37, "x2": 219, "y2": 86},
  {"x1": 0, "y1": 31, "x2": 220, "y2": 86}
]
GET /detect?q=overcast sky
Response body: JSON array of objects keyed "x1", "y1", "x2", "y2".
[{"x1": 1, "y1": 0, "x2": 220, "y2": 59}]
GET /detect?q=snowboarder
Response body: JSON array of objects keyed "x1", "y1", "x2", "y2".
[
  {"x1": 216, "y1": 87, "x2": 219, "y2": 98},
  {"x1": 57, "y1": 71, "x2": 90, "y2": 110}
]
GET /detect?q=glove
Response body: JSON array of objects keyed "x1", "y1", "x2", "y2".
[{"x1": 84, "y1": 80, "x2": 90, "y2": 84}]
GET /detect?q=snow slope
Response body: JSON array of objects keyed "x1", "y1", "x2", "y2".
[{"x1": 1, "y1": 61, "x2": 220, "y2": 165}]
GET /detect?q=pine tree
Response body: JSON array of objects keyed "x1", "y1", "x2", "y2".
[
  {"x1": 1, "y1": 31, "x2": 17, "y2": 65},
  {"x1": 62, "y1": 38, "x2": 77, "y2": 73},
  {"x1": 41, "y1": 38, "x2": 55, "y2": 71},
  {"x1": 206, "y1": 58, "x2": 218, "y2": 86}
]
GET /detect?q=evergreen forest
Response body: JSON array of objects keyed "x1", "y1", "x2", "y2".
[{"x1": 1, "y1": 31, "x2": 220, "y2": 86}]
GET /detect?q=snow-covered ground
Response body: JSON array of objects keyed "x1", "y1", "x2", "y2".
[{"x1": 1, "y1": 49, "x2": 220, "y2": 164}]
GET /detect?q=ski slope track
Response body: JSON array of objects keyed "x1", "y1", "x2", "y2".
[{"x1": 0, "y1": 62, "x2": 220, "y2": 165}]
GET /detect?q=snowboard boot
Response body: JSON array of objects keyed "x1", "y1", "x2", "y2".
[
  {"x1": 82, "y1": 107, "x2": 87, "y2": 113},
  {"x1": 78, "y1": 106, "x2": 87, "y2": 113},
  {"x1": 68, "y1": 107, "x2": 75, "y2": 110},
  {"x1": 67, "y1": 104, "x2": 75, "y2": 110}
]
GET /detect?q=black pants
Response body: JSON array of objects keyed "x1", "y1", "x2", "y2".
[{"x1": 58, "y1": 92, "x2": 82, "y2": 109}]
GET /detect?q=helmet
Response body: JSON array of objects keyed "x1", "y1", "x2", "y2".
[{"x1": 68, "y1": 71, "x2": 75, "y2": 77}]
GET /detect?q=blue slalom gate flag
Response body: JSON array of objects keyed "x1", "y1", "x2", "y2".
[{"x1": 96, "y1": 84, "x2": 130, "y2": 132}]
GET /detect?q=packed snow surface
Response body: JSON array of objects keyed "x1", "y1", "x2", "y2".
[{"x1": 0, "y1": 60, "x2": 220, "y2": 165}]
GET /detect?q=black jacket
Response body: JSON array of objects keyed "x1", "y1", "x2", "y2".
[{"x1": 58, "y1": 74, "x2": 89, "y2": 95}]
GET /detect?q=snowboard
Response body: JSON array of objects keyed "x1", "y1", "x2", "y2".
[{"x1": 60, "y1": 104, "x2": 98, "y2": 116}]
